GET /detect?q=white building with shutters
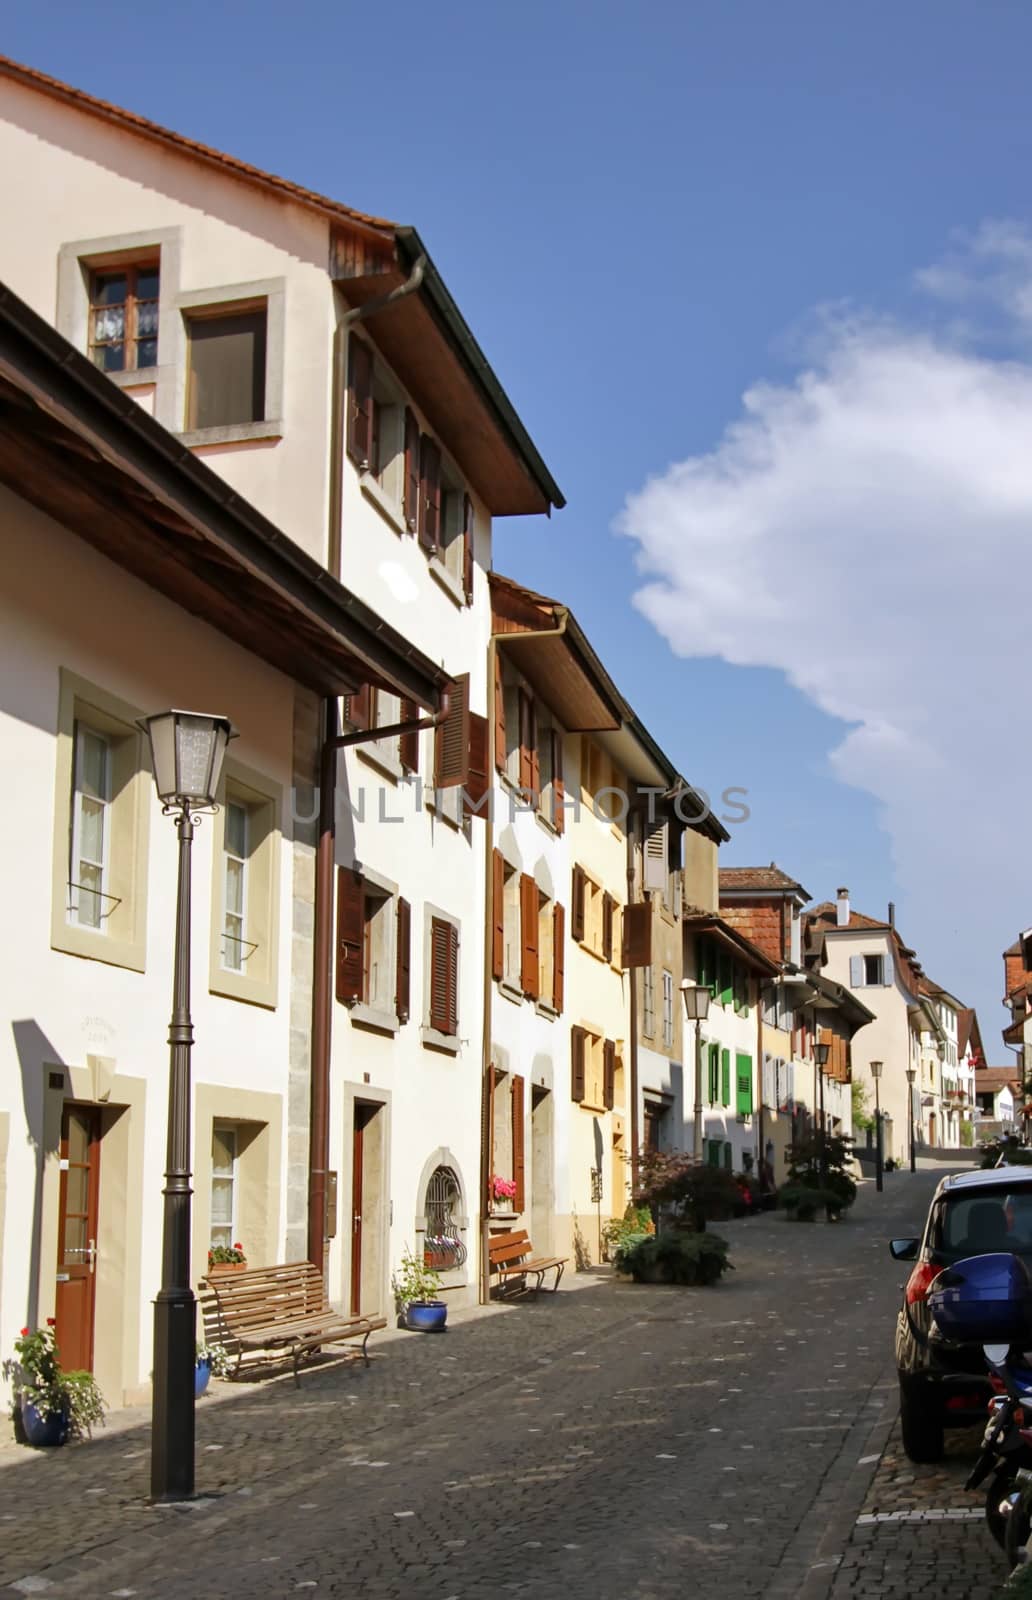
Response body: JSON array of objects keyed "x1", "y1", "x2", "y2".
[{"x1": 0, "y1": 54, "x2": 562, "y2": 1368}]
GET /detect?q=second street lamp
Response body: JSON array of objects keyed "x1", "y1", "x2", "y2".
[
  {"x1": 681, "y1": 980, "x2": 711, "y2": 1165},
  {"x1": 870, "y1": 1061, "x2": 884, "y2": 1194},
  {"x1": 906, "y1": 1065, "x2": 917, "y2": 1173},
  {"x1": 139, "y1": 710, "x2": 235, "y2": 1502}
]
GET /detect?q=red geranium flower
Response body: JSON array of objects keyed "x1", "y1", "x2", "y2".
[
  {"x1": 20, "y1": 1327, "x2": 29, "y2": 1337},
  {"x1": 46, "y1": 1317, "x2": 56, "y2": 1327},
  {"x1": 233, "y1": 1243, "x2": 242, "y2": 1251}
]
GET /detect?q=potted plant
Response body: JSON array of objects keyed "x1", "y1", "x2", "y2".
[
  {"x1": 207, "y1": 1242, "x2": 247, "y2": 1275},
  {"x1": 392, "y1": 1248, "x2": 447, "y2": 1331},
  {"x1": 195, "y1": 1341, "x2": 231, "y2": 1396},
  {"x1": 8, "y1": 1322, "x2": 106, "y2": 1446},
  {"x1": 490, "y1": 1175, "x2": 518, "y2": 1211}
]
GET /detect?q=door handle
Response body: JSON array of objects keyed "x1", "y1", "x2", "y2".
[{"x1": 67, "y1": 1240, "x2": 98, "y2": 1272}]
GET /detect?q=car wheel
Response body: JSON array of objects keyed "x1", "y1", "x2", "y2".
[{"x1": 899, "y1": 1381, "x2": 944, "y2": 1463}]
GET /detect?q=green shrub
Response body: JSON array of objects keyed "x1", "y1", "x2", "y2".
[
  {"x1": 778, "y1": 1183, "x2": 849, "y2": 1220},
  {"x1": 617, "y1": 1230, "x2": 732, "y2": 1286}
]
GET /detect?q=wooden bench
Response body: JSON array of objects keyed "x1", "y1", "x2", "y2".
[
  {"x1": 488, "y1": 1230, "x2": 567, "y2": 1298},
  {"x1": 198, "y1": 1261, "x2": 386, "y2": 1388}
]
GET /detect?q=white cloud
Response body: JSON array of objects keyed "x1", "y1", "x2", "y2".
[{"x1": 618, "y1": 228, "x2": 1032, "y2": 1023}]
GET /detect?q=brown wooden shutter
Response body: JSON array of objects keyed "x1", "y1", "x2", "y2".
[
  {"x1": 621, "y1": 900, "x2": 652, "y2": 969},
  {"x1": 462, "y1": 493, "x2": 475, "y2": 606},
  {"x1": 603, "y1": 1039, "x2": 616, "y2": 1111},
  {"x1": 346, "y1": 337, "x2": 374, "y2": 468},
  {"x1": 345, "y1": 684, "x2": 371, "y2": 730},
  {"x1": 492, "y1": 850, "x2": 505, "y2": 981},
  {"x1": 494, "y1": 653, "x2": 506, "y2": 772},
  {"x1": 571, "y1": 1025, "x2": 587, "y2": 1103},
  {"x1": 434, "y1": 672, "x2": 470, "y2": 789},
  {"x1": 395, "y1": 896, "x2": 411, "y2": 1021},
  {"x1": 551, "y1": 728, "x2": 565, "y2": 832},
  {"x1": 518, "y1": 690, "x2": 535, "y2": 795},
  {"x1": 419, "y1": 435, "x2": 441, "y2": 551},
  {"x1": 520, "y1": 874, "x2": 539, "y2": 998},
  {"x1": 335, "y1": 867, "x2": 365, "y2": 1003},
  {"x1": 429, "y1": 916, "x2": 458, "y2": 1035},
  {"x1": 571, "y1": 864, "x2": 586, "y2": 942},
  {"x1": 465, "y1": 712, "x2": 490, "y2": 818},
  {"x1": 553, "y1": 902, "x2": 565, "y2": 1014},
  {"x1": 399, "y1": 698, "x2": 420, "y2": 772},
  {"x1": 403, "y1": 407, "x2": 420, "y2": 533},
  {"x1": 602, "y1": 892, "x2": 614, "y2": 963},
  {"x1": 511, "y1": 1074, "x2": 525, "y2": 1211}
]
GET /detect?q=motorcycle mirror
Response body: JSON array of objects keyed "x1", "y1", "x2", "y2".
[{"x1": 984, "y1": 1343, "x2": 1010, "y2": 1365}]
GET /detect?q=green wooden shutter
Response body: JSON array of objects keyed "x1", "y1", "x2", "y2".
[
  {"x1": 720, "y1": 1048, "x2": 731, "y2": 1107},
  {"x1": 735, "y1": 1053, "x2": 753, "y2": 1116},
  {"x1": 708, "y1": 1042, "x2": 720, "y2": 1105}
]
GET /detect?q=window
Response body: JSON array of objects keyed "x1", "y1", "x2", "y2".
[
  {"x1": 503, "y1": 863, "x2": 521, "y2": 986},
  {"x1": 210, "y1": 1124, "x2": 237, "y2": 1250},
  {"x1": 221, "y1": 801, "x2": 248, "y2": 972},
  {"x1": 70, "y1": 725, "x2": 111, "y2": 931},
  {"x1": 52, "y1": 672, "x2": 151, "y2": 973},
  {"x1": 209, "y1": 765, "x2": 282, "y2": 1009},
  {"x1": 864, "y1": 954, "x2": 883, "y2": 986},
  {"x1": 336, "y1": 867, "x2": 408, "y2": 1027},
  {"x1": 88, "y1": 261, "x2": 159, "y2": 372},
  {"x1": 662, "y1": 970, "x2": 674, "y2": 1048},
  {"x1": 186, "y1": 305, "x2": 267, "y2": 430},
  {"x1": 571, "y1": 1027, "x2": 618, "y2": 1109},
  {"x1": 422, "y1": 908, "x2": 460, "y2": 1046},
  {"x1": 643, "y1": 964, "x2": 655, "y2": 1037},
  {"x1": 708, "y1": 1042, "x2": 720, "y2": 1105}
]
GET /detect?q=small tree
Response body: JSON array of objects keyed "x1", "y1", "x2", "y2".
[
  {"x1": 634, "y1": 1148, "x2": 741, "y2": 1233},
  {"x1": 783, "y1": 1130, "x2": 857, "y2": 1216}
]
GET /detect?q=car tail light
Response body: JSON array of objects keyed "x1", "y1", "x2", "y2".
[{"x1": 905, "y1": 1261, "x2": 944, "y2": 1305}]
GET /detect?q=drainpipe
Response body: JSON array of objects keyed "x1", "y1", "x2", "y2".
[
  {"x1": 326, "y1": 254, "x2": 427, "y2": 577},
  {"x1": 307, "y1": 690, "x2": 450, "y2": 1273},
  {"x1": 756, "y1": 975, "x2": 764, "y2": 1179},
  {"x1": 479, "y1": 638, "x2": 498, "y2": 1305},
  {"x1": 626, "y1": 812, "x2": 641, "y2": 1192}
]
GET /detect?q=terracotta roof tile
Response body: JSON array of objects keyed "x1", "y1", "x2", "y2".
[{"x1": 719, "y1": 864, "x2": 807, "y2": 894}]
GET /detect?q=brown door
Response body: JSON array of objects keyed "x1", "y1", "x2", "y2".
[
  {"x1": 55, "y1": 1105, "x2": 101, "y2": 1372},
  {"x1": 350, "y1": 1104, "x2": 377, "y2": 1315}
]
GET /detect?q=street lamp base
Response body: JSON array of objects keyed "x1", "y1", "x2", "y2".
[{"x1": 150, "y1": 1291, "x2": 196, "y2": 1502}]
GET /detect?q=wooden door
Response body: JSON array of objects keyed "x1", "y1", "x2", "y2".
[
  {"x1": 350, "y1": 1104, "x2": 377, "y2": 1315},
  {"x1": 55, "y1": 1105, "x2": 101, "y2": 1372}
]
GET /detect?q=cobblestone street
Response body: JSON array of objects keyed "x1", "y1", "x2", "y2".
[{"x1": 0, "y1": 1173, "x2": 1010, "y2": 1600}]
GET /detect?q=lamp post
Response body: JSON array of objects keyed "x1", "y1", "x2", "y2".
[
  {"x1": 681, "y1": 980, "x2": 711, "y2": 1165},
  {"x1": 870, "y1": 1061, "x2": 883, "y2": 1193},
  {"x1": 139, "y1": 710, "x2": 235, "y2": 1502},
  {"x1": 815, "y1": 1041, "x2": 830, "y2": 1186},
  {"x1": 906, "y1": 1065, "x2": 917, "y2": 1173}
]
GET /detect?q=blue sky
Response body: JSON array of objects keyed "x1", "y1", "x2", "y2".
[{"x1": 6, "y1": 0, "x2": 1031, "y2": 1042}]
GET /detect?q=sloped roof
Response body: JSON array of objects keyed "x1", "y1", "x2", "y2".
[
  {"x1": 719, "y1": 864, "x2": 809, "y2": 895},
  {"x1": 977, "y1": 1066, "x2": 1021, "y2": 1092}
]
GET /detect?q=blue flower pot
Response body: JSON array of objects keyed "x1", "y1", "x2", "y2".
[
  {"x1": 195, "y1": 1357, "x2": 212, "y2": 1398},
  {"x1": 20, "y1": 1402, "x2": 69, "y2": 1447},
  {"x1": 405, "y1": 1301, "x2": 448, "y2": 1332}
]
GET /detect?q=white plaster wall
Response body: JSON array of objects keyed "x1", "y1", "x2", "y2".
[
  {"x1": 0, "y1": 489, "x2": 296, "y2": 1401},
  {"x1": 690, "y1": 997, "x2": 760, "y2": 1170},
  {"x1": 820, "y1": 930, "x2": 914, "y2": 1162}
]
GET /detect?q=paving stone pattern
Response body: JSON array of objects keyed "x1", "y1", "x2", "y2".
[{"x1": 0, "y1": 1173, "x2": 1003, "y2": 1600}]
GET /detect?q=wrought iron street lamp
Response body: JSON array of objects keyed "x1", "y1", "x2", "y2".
[
  {"x1": 870, "y1": 1061, "x2": 884, "y2": 1193},
  {"x1": 681, "y1": 980, "x2": 711, "y2": 1165},
  {"x1": 139, "y1": 710, "x2": 235, "y2": 1501},
  {"x1": 815, "y1": 1040, "x2": 830, "y2": 1184},
  {"x1": 906, "y1": 1065, "x2": 917, "y2": 1173}
]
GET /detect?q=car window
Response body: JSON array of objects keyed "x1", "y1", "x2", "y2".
[{"x1": 932, "y1": 1186, "x2": 1032, "y2": 1261}]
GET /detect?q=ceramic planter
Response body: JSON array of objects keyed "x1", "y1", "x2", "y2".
[
  {"x1": 20, "y1": 1401, "x2": 69, "y2": 1447},
  {"x1": 195, "y1": 1357, "x2": 212, "y2": 1398},
  {"x1": 405, "y1": 1301, "x2": 448, "y2": 1332}
]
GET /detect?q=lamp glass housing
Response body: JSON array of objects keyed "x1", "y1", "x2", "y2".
[
  {"x1": 814, "y1": 1042, "x2": 830, "y2": 1067},
  {"x1": 870, "y1": 1060, "x2": 883, "y2": 1080},
  {"x1": 140, "y1": 711, "x2": 236, "y2": 807},
  {"x1": 680, "y1": 980, "x2": 711, "y2": 1022}
]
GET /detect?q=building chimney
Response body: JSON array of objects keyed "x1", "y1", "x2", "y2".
[
  {"x1": 836, "y1": 887, "x2": 850, "y2": 928},
  {"x1": 888, "y1": 901, "x2": 895, "y2": 928}
]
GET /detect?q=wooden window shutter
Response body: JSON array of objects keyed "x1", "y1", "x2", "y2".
[
  {"x1": 643, "y1": 818, "x2": 668, "y2": 893},
  {"x1": 518, "y1": 690, "x2": 536, "y2": 795},
  {"x1": 492, "y1": 850, "x2": 505, "y2": 981},
  {"x1": 603, "y1": 1039, "x2": 616, "y2": 1111},
  {"x1": 553, "y1": 902, "x2": 565, "y2": 1014},
  {"x1": 551, "y1": 728, "x2": 565, "y2": 832},
  {"x1": 571, "y1": 1025, "x2": 587, "y2": 1103},
  {"x1": 602, "y1": 892, "x2": 614, "y2": 963},
  {"x1": 494, "y1": 653, "x2": 506, "y2": 772},
  {"x1": 346, "y1": 683, "x2": 371, "y2": 730},
  {"x1": 346, "y1": 337, "x2": 374, "y2": 468},
  {"x1": 571, "y1": 865, "x2": 586, "y2": 942},
  {"x1": 462, "y1": 493, "x2": 475, "y2": 606},
  {"x1": 395, "y1": 896, "x2": 411, "y2": 1021},
  {"x1": 419, "y1": 435, "x2": 441, "y2": 551},
  {"x1": 721, "y1": 1048, "x2": 731, "y2": 1107},
  {"x1": 465, "y1": 713, "x2": 490, "y2": 818},
  {"x1": 621, "y1": 900, "x2": 652, "y2": 969},
  {"x1": 736, "y1": 1053, "x2": 753, "y2": 1116},
  {"x1": 399, "y1": 699, "x2": 420, "y2": 772},
  {"x1": 430, "y1": 916, "x2": 458, "y2": 1035},
  {"x1": 434, "y1": 673, "x2": 470, "y2": 789},
  {"x1": 511, "y1": 1074, "x2": 526, "y2": 1211},
  {"x1": 335, "y1": 867, "x2": 365, "y2": 1003},
  {"x1": 520, "y1": 874, "x2": 539, "y2": 999},
  {"x1": 403, "y1": 407, "x2": 420, "y2": 533}
]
